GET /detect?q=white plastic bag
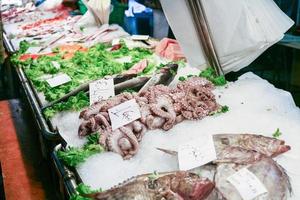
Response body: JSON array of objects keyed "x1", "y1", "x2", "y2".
[
  {"x1": 159, "y1": 0, "x2": 207, "y2": 70},
  {"x1": 160, "y1": 0, "x2": 294, "y2": 73},
  {"x1": 125, "y1": 0, "x2": 146, "y2": 17},
  {"x1": 78, "y1": 0, "x2": 111, "y2": 27}
]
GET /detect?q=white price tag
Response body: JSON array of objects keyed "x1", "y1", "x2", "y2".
[
  {"x1": 51, "y1": 61, "x2": 60, "y2": 69},
  {"x1": 227, "y1": 168, "x2": 268, "y2": 200},
  {"x1": 89, "y1": 78, "x2": 115, "y2": 105},
  {"x1": 25, "y1": 46, "x2": 42, "y2": 54},
  {"x1": 46, "y1": 74, "x2": 71, "y2": 88},
  {"x1": 108, "y1": 99, "x2": 141, "y2": 130},
  {"x1": 131, "y1": 35, "x2": 149, "y2": 41},
  {"x1": 178, "y1": 136, "x2": 217, "y2": 170}
]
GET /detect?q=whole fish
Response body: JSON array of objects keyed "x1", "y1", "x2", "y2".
[
  {"x1": 214, "y1": 157, "x2": 292, "y2": 200},
  {"x1": 85, "y1": 171, "x2": 214, "y2": 200},
  {"x1": 157, "y1": 134, "x2": 290, "y2": 165},
  {"x1": 138, "y1": 63, "x2": 178, "y2": 94},
  {"x1": 213, "y1": 134, "x2": 291, "y2": 158}
]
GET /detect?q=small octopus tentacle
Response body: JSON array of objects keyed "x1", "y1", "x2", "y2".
[
  {"x1": 107, "y1": 127, "x2": 139, "y2": 159},
  {"x1": 119, "y1": 92, "x2": 135, "y2": 103},
  {"x1": 78, "y1": 120, "x2": 92, "y2": 137},
  {"x1": 99, "y1": 128, "x2": 111, "y2": 148},
  {"x1": 150, "y1": 96, "x2": 176, "y2": 130},
  {"x1": 126, "y1": 121, "x2": 148, "y2": 142},
  {"x1": 146, "y1": 115, "x2": 165, "y2": 130},
  {"x1": 94, "y1": 113, "x2": 111, "y2": 129},
  {"x1": 79, "y1": 101, "x2": 106, "y2": 120},
  {"x1": 175, "y1": 114, "x2": 184, "y2": 124},
  {"x1": 89, "y1": 117, "x2": 100, "y2": 132},
  {"x1": 140, "y1": 104, "x2": 151, "y2": 124}
]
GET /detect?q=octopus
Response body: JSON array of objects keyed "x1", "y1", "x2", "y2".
[
  {"x1": 107, "y1": 127, "x2": 139, "y2": 159},
  {"x1": 148, "y1": 95, "x2": 176, "y2": 130},
  {"x1": 139, "y1": 85, "x2": 171, "y2": 104},
  {"x1": 125, "y1": 120, "x2": 148, "y2": 142},
  {"x1": 176, "y1": 76, "x2": 214, "y2": 91},
  {"x1": 180, "y1": 86, "x2": 219, "y2": 120},
  {"x1": 80, "y1": 92, "x2": 135, "y2": 120},
  {"x1": 78, "y1": 76, "x2": 220, "y2": 159}
]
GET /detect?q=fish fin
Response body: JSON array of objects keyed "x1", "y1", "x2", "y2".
[
  {"x1": 276, "y1": 162, "x2": 293, "y2": 196},
  {"x1": 156, "y1": 147, "x2": 178, "y2": 156}
]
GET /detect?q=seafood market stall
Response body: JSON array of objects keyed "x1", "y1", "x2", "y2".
[
  {"x1": 2, "y1": 0, "x2": 300, "y2": 199},
  {"x1": 1, "y1": 1, "x2": 168, "y2": 145},
  {"x1": 1, "y1": 1, "x2": 183, "y2": 198}
]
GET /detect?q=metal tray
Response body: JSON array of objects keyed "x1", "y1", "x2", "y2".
[
  {"x1": 52, "y1": 144, "x2": 79, "y2": 199},
  {"x1": 3, "y1": 33, "x2": 62, "y2": 158}
]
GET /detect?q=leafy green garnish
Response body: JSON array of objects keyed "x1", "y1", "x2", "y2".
[
  {"x1": 70, "y1": 183, "x2": 102, "y2": 200},
  {"x1": 57, "y1": 133, "x2": 104, "y2": 167},
  {"x1": 212, "y1": 76, "x2": 227, "y2": 86},
  {"x1": 178, "y1": 74, "x2": 196, "y2": 81},
  {"x1": 210, "y1": 105, "x2": 229, "y2": 116},
  {"x1": 140, "y1": 62, "x2": 156, "y2": 75},
  {"x1": 179, "y1": 76, "x2": 186, "y2": 81},
  {"x1": 77, "y1": 183, "x2": 102, "y2": 195},
  {"x1": 148, "y1": 171, "x2": 159, "y2": 181},
  {"x1": 219, "y1": 105, "x2": 229, "y2": 113},
  {"x1": 85, "y1": 133, "x2": 100, "y2": 146},
  {"x1": 80, "y1": 26, "x2": 85, "y2": 32},
  {"x1": 58, "y1": 144, "x2": 104, "y2": 167},
  {"x1": 52, "y1": 47, "x2": 60, "y2": 53},
  {"x1": 70, "y1": 194, "x2": 90, "y2": 200},
  {"x1": 272, "y1": 128, "x2": 282, "y2": 138},
  {"x1": 43, "y1": 91, "x2": 89, "y2": 119},
  {"x1": 199, "y1": 67, "x2": 227, "y2": 86},
  {"x1": 16, "y1": 42, "x2": 152, "y2": 103},
  {"x1": 19, "y1": 40, "x2": 30, "y2": 53}
]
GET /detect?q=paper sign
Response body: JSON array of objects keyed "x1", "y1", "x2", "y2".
[
  {"x1": 178, "y1": 136, "x2": 217, "y2": 170},
  {"x1": 89, "y1": 78, "x2": 115, "y2": 105},
  {"x1": 131, "y1": 35, "x2": 149, "y2": 41},
  {"x1": 46, "y1": 74, "x2": 71, "y2": 88},
  {"x1": 227, "y1": 168, "x2": 268, "y2": 200},
  {"x1": 25, "y1": 46, "x2": 42, "y2": 54},
  {"x1": 108, "y1": 99, "x2": 141, "y2": 130}
]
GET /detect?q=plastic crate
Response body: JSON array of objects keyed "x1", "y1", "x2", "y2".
[
  {"x1": 123, "y1": 7, "x2": 153, "y2": 36},
  {"x1": 109, "y1": 2, "x2": 128, "y2": 26},
  {"x1": 78, "y1": 0, "x2": 87, "y2": 15}
]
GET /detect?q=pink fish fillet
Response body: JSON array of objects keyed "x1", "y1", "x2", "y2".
[
  {"x1": 155, "y1": 38, "x2": 185, "y2": 61},
  {"x1": 123, "y1": 59, "x2": 148, "y2": 75}
]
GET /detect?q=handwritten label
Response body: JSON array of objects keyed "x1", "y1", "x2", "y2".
[
  {"x1": 25, "y1": 46, "x2": 42, "y2": 54},
  {"x1": 89, "y1": 78, "x2": 115, "y2": 105},
  {"x1": 108, "y1": 99, "x2": 141, "y2": 130},
  {"x1": 178, "y1": 136, "x2": 217, "y2": 170},
  {"x1": 227, "y1": 168, "x2": 268, "y2": 200},
  {"x1": 46, "y1": 74, "x2": 71, "y2": 88},
  {"x1": 131, "y1": 35, "x2": 149, "y2": 41}
]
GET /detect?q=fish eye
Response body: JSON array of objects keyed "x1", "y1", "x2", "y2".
[{"x1": 221, "y1": 138, "x2": 229, "y2": 145}]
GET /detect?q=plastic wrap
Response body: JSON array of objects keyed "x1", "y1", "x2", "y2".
[
  {"x1": 160, "y1": 0, "x2": 294, "y2": 73},
  {"x1": 77, "y1": 0, "x2": 111, "y2": 27}
]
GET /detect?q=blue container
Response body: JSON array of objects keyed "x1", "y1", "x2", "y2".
[
  {"x1": 123, "y1": 7, "x2": 154, "y2": 36},
  {"x1": 35, "y1": 0, "x2": 46, "y2": 7}
]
